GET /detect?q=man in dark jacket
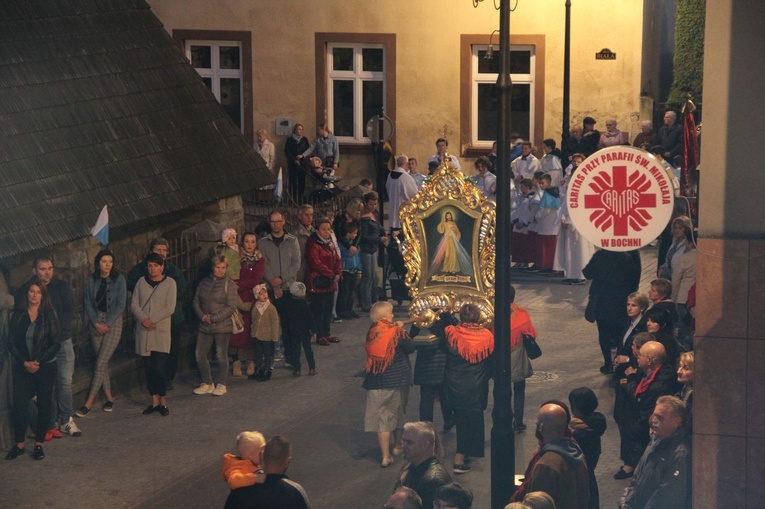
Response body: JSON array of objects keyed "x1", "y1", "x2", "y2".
[
  {"x1": 225, "y1": 436, "x2": 311, "y2": 509},
  {"x1": 395, "y1": 421, "x2": 452, "y2": 509},
  {"x1": 618, "y1": 342, "x2": 681, "y2": 479},
  {"x1": 527, "y1": 403, "x2": 590, "y2": 509},
  {"x1": 126, "y1": 237, "x2": 186, "y2": 389},
  {"x1": 658, "y1": 111, "x2": 683, "y2": 160},
  {"x1": 620, "y1": 396, "x2": 691, "y2": 509}
]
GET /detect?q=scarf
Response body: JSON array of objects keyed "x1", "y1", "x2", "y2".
[
  {"x1": 635, "y1": 364, "x2": 662, "y2": 396},
  {"x1": 445, "y1": 323, "x2": 494, "y2": 363},
  {"x1": 241, "y1": 250, "x2": 263, "y2": 265},
  {"x1": 365, "y1": 320, "x2": 408, "y2": 374},
  {"x1": 510, "y1": 304, "x2": 538, "y2": 350},
  {"x1": 253, "y1": 284, "x2": 269, "y2": 314}
]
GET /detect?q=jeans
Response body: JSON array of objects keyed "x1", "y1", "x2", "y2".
[
  {"x1": 195, "y1": 332, "x2": 229, "y2": 386},
  {"x1": 284, "y1": 334, "x2": 315, "y2": 373},
  {"x1": 13, "y1": 361, "x2": 56, "y2": 443},
  {"x1": 48, "y1": 338, "x2": 75, "y2": 427},
  {"x1": 253, "y1": 340, "x2": 275, "y2": 373},
  {"x1": 360, "y1": 251, "x2": 377, "y2": 309}
]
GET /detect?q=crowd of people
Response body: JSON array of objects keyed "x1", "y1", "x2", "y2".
[{"x1": 1, "y1": 115, "x2": 698, "y2": 508}]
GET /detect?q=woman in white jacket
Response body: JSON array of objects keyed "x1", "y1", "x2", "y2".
[{"x1": 131, "y1": 253, "x2": 177, "y2": 416}]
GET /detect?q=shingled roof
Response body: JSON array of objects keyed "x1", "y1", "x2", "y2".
[{"x1": 0, "y1": 0, "x2": 273, "y2": 259}]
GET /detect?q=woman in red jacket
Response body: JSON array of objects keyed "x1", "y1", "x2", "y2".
[
  {"x1": 305, "y1": 218, "x2": 342, "y2": 345},
  {"x1": 228, "y1": 232, "x2": 265, "y2": 377}
]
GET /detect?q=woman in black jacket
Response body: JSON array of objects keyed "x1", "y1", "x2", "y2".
[
  {"x1": 5, "y1": 277, "x2": 61, "y2": 461},
  {"x1": 441, "y1": 304, "x2": 494, "y2": 474},
  {"x1": 411, "y1": 312, "x2": 454, "y2": 430}
]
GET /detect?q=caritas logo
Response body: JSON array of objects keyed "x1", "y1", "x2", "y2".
[{"x1": 567, "y1": 146, "x2": 674, "y2": 251}]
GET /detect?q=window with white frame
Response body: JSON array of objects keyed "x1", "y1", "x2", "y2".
[
  {"x1": 471, "y1": 45, "x2": 535, "y2": 147},
  {"x1": 187, "y1": 41, "x2": 244, "y2": 131},
  {"x1": 327, "y1": 43, "x2": 385, "y2": 143}
]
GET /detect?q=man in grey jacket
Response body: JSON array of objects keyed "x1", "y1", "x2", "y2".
[{"x1": 260, "y1": 211, "x2": 301, "y2": 302}]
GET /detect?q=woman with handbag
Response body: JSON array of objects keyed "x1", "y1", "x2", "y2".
[
  {"x1": 193, "y1": 255, "x2": 238, "y2": 396},
  {"x1": 228, "y1": 232, "x2": 265, "y2": 377},
  {"x1": 509, "y1": 286, "x2": 538, "y2": 432},
  {"x1": 131, "y1": 253, "x2": 177, "y2": 416},
  {"x1": 77, "y1": 249, "x2": 127, "y2": 416},
  {"x1": 305, "y1": 218, "x2": 342, "y2": 346},
  {"x1": 5, "y1": 277, "x2": 60, "y2": 460}
]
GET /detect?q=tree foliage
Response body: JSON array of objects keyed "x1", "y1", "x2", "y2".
[{"x1": 668, "y1": 0, "x2": 706, "y2": 103}]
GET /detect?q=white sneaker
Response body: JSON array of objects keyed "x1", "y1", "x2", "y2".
[
  {"x1": 211, "y1": 384, "x2": 227, "y2": 396},
  {"x1": 193, "y1": 383, "x2": 215, "y2": 395},
  {"x1": 60, "y1": 417, "x2": 82, "y2": 437}
]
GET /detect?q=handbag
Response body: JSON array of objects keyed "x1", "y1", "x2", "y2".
[
  {"x1": 522, "y1": 334, "x2": 542, "y2": 360},
  {"x1": 313, "y1": 275, "x2": 333, "y2": 289},
  {"x1": 224, "y1": 279, "x2": 245, "y2": 334}
]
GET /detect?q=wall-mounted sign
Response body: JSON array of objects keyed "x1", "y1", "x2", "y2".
[
  {"x1": 595, "y1": 48, "x2": 616, "y2": 60},
  {"x1": 275, "y1": 117, "x2": 292, "y2": 136},
  {"x1": 567, "y1": 146, "x2": 674, "y2": 251}
]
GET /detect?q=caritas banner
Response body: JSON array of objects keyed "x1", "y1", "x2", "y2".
[{"x1": 567, "y1": 146, "x2": 674, "y2": 251}]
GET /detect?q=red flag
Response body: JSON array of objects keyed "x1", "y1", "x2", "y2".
[{"x1": 681, "y1": 102, "x2": 699, "y2": 191}]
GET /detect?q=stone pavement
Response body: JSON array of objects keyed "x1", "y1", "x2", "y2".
[{"x1": 0, "y1": 248, "x2": 659, "y2": 509}]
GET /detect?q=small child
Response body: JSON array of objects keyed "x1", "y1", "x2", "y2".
[
  {"x1": 220, "y1": 431, "x2": 267, "y2": 490},
  {"x1": 534, "y1": 174, "x2": 562, "y2": 273},
  {"x1": 215, "y1": 228, "x2": 241, "y2": 280},
  {"x1": 337, "y1": 223, "x2": 361, "y2": 319},
  {"x1": 239, "y1": 284, "x2": 280, "y2": 381},
  {"x1": 511, "y1": 179, "x2": 535, "y2": 268},
  {"x1": 568, "y1": 387, "x2": 606, "y2": 509},
  {"x1": 281, "y1": 282, "x2": 317, "y2": 376}
]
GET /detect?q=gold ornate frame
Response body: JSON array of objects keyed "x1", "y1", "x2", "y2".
[{"x1": 399, "y1": 154, "x2": 496, "y2": 327}]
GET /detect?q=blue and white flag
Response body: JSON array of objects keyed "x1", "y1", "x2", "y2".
[
  {"x1": 90, "y1": 205, "x2": 109, "y2": 245},
  {"x1": 274, "y1": 167, "x2": 283, "y2": 203}
]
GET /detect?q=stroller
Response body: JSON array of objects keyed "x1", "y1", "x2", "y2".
[
  {"x1": 301, "y1": 156, "x2": 342, "y2": 204},
  {"x1": 384, "y1": 232, "x2": 410, "y2": 305}
]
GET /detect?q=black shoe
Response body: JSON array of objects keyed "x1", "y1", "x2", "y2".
[
  {"x1": 600, "y1": 364, "x2": 615, "y2": 375},
  {"x1": 158, "y1": 405, "x2": 170, "y2": 417},
  {"x1": 453, "y1": 464, "x2": 471, "y2": 474},
  {"x1": 102, "y1": 400, "x2": 114, "y2": 412},
  {"x1": 32, "y1": 445, "x2": 45, "y2": 461},
  {"x1": 443, "y1": 420, "x2": 455, "y2": 432},
  {"x1": 5, "y1": 445, "x2": 24, "y2": 460},
  {"x1": 256, "y1": 370, "x2": 272, "y2": 382},
  {"x1": 248, "y1": 370, "x2": 263, "y2": 381},
  {"x1": 349, "y1": 311, "x2": 360, "y2": 319},
  {"x1": 614, "y1": 467, "x2": 634, "y2": 480},
  {"x1": 75, "y1": 405, "x2": 90, "y2": 418},
  {"x1": 514, "y1": 423, "x2": 527, "y2": 432},
  {"x1": 142, "y1": 405, "x2": 158, "y2": 415}
]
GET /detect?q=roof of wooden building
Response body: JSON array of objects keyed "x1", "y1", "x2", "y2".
[{"x1": 0, "y1": 0, "x2": 273, "y2": 259}]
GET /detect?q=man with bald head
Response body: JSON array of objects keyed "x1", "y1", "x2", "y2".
[
  {"x1": 617, "y1": 341, "x2": 681, "y2": 479},
  {"x1": 527, "y1": 403, "x2": 589, "y2": 509},
  {"x1": 386, "y1": 154, "x2": 418, "y2": 231},
  {"x1": 384, "y1": 487, "x2": 422, "y2": 509}
]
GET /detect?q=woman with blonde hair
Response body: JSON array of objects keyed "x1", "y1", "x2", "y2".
[{"x1": 676, "y1": 351, "x2": 694, "y2": 432}]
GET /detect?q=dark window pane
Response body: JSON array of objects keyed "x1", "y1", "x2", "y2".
[
  {"x1": 332, "y1": 47, "x2": 354, "y2": 71},
  {"x1": 332, "y1": 80, "x2": 354, "y2": 137},
  {"x1": 201, "y1": 77, "x2": 212, "y2": 90},
  {"x1": 362, "y1": 80, "x2": 384, "y2": 135},
  {"x1": 219, "y1": 46, "x2": 240, "y2": 70},
  {"x1": 510, "y1": 50, "x2": 531, "y2": 74},
  {"x1": 510, "y1": 83, "x2": 531, "y2": 140},
  {"x1": 190, "y1": 45, "x2": 211, "y2": 68},
  {"x1": 477, "y1": 83, "x2": 499, "y2": 141},
  {"x1": 477, "y1": 50, "x2": 499, "y2": 74},
  {"x1": 362, "y1": 48, "x2": 383, "y2": 72},
  {"x1": 477, "y1": 83, "x2": 531, "y2": 141},
  {"x1": 220, "y1": 78, "x2": 242, "y2": 128}
]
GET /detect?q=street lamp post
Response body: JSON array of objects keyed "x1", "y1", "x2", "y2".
[
  {"x1": 491, "y1": 0, "x2": 514, "y2": 507},
  {"x1": 562, "y1": 0, "x2": 572, "y2": 151}
]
